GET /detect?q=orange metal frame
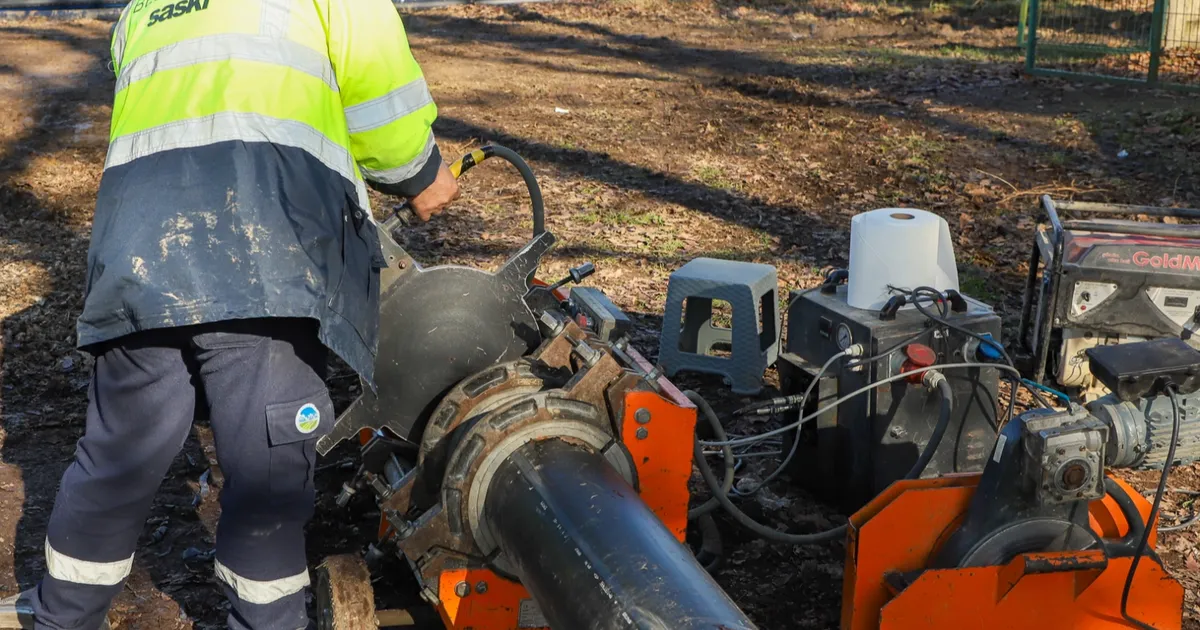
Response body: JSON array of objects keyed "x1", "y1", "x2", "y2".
[
  {"x1": 431, "y1": 382, "x2": 697, "y2": 629},
  {"x1": 362, "y1": 292, "x2": 699, "y2": 629},
  {"x1": 842, "y1": 474, "x2": 1184, "y2": 630}
]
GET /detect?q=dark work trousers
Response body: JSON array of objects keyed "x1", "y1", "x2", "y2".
[{"x1": 31, "y1": 318, "x2": 334, "y2": 630}]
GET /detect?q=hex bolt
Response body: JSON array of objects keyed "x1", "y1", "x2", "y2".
[
  {"x1": 1056, "y1": 447, "x2": 1067, "y2": 456},
  {"x1": 635, "y1": 408, "x2": 651, "y2": 424},
  {"x1": 455, "y1": 581, "x2": 470, "y2": 598},
  {"x1": 476, "y1": 582, "x2": 488, "y2": 594},
  {"x1": 636, "y1": 427, "x2": 649, "y2": 440},
  {"x1": 889, "y1": 426, "x2": 902, "y2": 438}
]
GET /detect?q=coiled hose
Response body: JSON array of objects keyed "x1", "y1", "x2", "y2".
[{"x1": 687, "y1": 375, "x2": 955, "y2": 545}]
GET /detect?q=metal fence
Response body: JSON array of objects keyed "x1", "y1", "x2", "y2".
[{"x1": 1020, "y1": 0, "x2": 1200, "y2": 90}]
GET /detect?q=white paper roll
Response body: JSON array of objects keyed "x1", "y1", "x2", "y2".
[{"x1": 846, "y1": 208, "x2": 959, "y2": 311}]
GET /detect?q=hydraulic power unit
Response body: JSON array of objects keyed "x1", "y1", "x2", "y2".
[{"x1": 779, "y1": 283, "x2": 1002, "y2": 511}]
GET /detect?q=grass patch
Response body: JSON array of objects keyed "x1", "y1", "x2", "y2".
[
  {"x1": 882, "y1": 132, "x2": 946, "y2": 169},
  {"x1": 934, "y1": 44, "x2": 1022, "y2": 62},
  {"x1": 655, "y1": 237, "x2": 688, "y2": 255},
  {"x1": 574, "y1": 208, "x2": 667, "y2": 226},
  {"x1": 692, "y1": 164, "x2": 744, "y2": 192},
  {"x1": 959, "y1": 269, "x2": 1000, "y2": 302}
]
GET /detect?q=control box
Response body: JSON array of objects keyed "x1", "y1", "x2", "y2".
[
  {"x1": 568, "y1": 286, "x2": 633, "y2": 343},
  {"x1": 779, "y1": 285, "x2": 1002, "y2": 511}
]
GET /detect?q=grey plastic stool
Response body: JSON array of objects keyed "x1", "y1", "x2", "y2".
[{"x1": 659, "y1": 258, "x2": 780, "y2": 395}]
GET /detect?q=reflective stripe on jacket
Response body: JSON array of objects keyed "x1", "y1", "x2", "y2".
[{"x1": 78, "y1": 0, "x2": 441, "y2": 385}]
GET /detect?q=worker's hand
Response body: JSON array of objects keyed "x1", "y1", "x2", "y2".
[{"x1": 408, "y1": 161, "x2": 459, "y2": 222}]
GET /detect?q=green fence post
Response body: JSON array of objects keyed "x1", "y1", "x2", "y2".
[
  {"x1": 1148, "y1": 0, "x2": 1167, "y2": 85},
  {"x1": 1025, "y1": 0, "x2": 1041, "y2": 74},
  {"x1": 1018, "y1": 0, "x2": 1028, "y2": 47}
]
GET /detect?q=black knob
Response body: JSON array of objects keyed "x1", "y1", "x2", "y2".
[{"x1": 569, "y1": 262, "x2": 596, "y2": 284}]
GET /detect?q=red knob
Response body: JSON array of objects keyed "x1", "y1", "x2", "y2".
[{"x1": 901, "y1": 343, "x2": 937, "y2": 383}]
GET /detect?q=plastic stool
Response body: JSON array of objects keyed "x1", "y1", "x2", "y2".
[{"x1": 659, "y1": 258, "x2": 780, "y2": 395}]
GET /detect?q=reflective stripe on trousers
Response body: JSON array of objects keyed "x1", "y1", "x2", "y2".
[
  {"x1": 45, "y1": 542, "x2": 133, "y2": 587},
  {"x1": 215, "y1": 561, "x2": 309, "y2": 605},
  {"x1": 31, "y1": 319, "x2": 330, "y2": 630}
]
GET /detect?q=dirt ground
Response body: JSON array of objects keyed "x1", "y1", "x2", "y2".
[{"x1": 0, "y1": 1, "x2": 1198, "y2": 628}]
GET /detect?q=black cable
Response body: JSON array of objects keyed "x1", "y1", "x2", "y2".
[
  {"x1": 849, "y1": 327, "x2": 934, "y2": 367},
  {"x1": 688, "y1": 381, "x2": 954, "y2": 545},
  {"x1": 903, "y1": 377, "x2": 955, "y2": 478},
  {"x1": 689, "y1": 393, "x2": 735, "y2": 520},
  {"x1": 1003, "y1": 380, "x2": 1019, "y2": 424},
  {"x1": 1159, "y1": 489, "x2": 1200, "y2": 532},
  {"x1": 693, "y1": 512, "x2": 725, "y2": 573},
  {"x1": 1121, "y1": 385, "x2": 1181, "y2": 630},
  {"x1": 909, "y1": 287, "x2": 1054, "y2": 410},
  {"x1": 732, "y1": 352, "x2": 850, "y2": 495}
]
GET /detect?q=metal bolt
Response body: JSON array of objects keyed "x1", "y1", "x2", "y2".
[
  {"x1": 476, "y1": 581, "x2": 488, "y2": 594},
  {"x1": 889, "y1": 426, "x2": 902, "y2": 438},
  {"x1": 1060, "y1": 462, "x2": 1089, "y2": 491},
  {"x1": 1056, "y1": 447, "x2": 1066, "y2": 456},
  {"x1": 635, "y1": 408, "x2": 651, "y2": 424},
  {"x1": 454, "y1": 581, "x2": 470, "y2": 598},
  {"x1": 1079, "y1": 445, "x2": 1086, "y2": 452},
  {"x1": 636, "y1": 427, "x2": 649, "y2": 440}
]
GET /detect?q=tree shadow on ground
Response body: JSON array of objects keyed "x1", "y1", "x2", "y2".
[
  {"x1": 411, "y1": 8, "x2": 1194, "y2": 199},
  {"x1": 432, "y1": 115, "x2": 846, "y2": 265}
]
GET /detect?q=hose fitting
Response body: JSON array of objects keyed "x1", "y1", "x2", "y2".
[{"x1": 923, "y1": 369, "x2": 946, "y2": 391}]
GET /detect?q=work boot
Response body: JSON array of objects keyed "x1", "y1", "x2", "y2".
[
  {"x1": 0, "y1": 589, "x2": 33, "y2": 630},
  {"x1": 0, "y1": 589, "x2": 111, "y2": 630}
]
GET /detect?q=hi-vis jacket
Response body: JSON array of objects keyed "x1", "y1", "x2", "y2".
[{"x1": 77, "y1": 0, "x2": 441, "y2": 385}]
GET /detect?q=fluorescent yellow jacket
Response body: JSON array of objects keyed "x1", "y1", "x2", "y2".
[{"x1": 79, "y1": 0, "x2": 440, "y2": 385}]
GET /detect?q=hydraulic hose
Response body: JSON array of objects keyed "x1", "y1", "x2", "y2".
[
  {"x1": 694, "y1": 512, "x2": 725, "y2": 573},
  {"x1": 390, "y1": 144, "x2": 545, "y2": 236},
  {"x1": 689, "y1": 393, "x2": 736, "y2": 520},
  {"x1": 903, "y1": 374, "x2": 954, "y2": 480},
  {"x1": 688, "y1": 374, "x2": 955, "y2": 545}
]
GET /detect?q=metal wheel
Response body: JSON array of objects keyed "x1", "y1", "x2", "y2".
[{"x1": 315, "y1": 554, "x2": 377, "y2": 630}]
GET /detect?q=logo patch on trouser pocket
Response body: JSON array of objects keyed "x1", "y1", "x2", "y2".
[{"x1": 294, "y1": 403, "x2": 321, "y2": 434}]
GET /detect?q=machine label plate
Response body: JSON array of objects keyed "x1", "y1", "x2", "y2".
[
  {"x1": 992, "y1": 434, "x2": 1007, "y2": 463},
  {"x1": 518, "y1": 599, "x2": 548, "y2": 628}
]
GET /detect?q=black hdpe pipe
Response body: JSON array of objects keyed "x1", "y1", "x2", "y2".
[{"x1": 483, "y1": 438, "x2": 757, "y2": 630}]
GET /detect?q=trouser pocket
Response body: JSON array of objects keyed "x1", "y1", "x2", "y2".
[{"x1": 265, "y1": 389, "x2": 335, "y2": 498}]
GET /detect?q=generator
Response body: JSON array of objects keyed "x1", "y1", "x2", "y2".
[
  {"x1": 779, "y1": 279, "x2": 1002, "y2": 511},
  {"x1": 1016, "y1": 195, "x2": 1200, "y2": 399}
]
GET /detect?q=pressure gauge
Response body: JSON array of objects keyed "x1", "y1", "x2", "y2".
[{"x1": 836, "y1": 323, "x2": 853, "y2": 350}]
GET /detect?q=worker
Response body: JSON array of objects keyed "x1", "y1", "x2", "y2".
[{"x1": 0, "y1": 0, "x2": 457, "y2": 627}]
